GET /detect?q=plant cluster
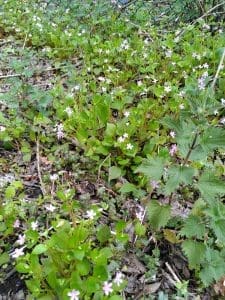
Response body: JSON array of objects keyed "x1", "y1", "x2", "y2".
[{"x1": 0, "y1": 0, "x2": 225, "y2": 299}]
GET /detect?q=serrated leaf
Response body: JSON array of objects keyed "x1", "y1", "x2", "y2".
[
  {"x1": 164, "y1": 165, "x2": 195, "y2": 195},
  {"x1": 201, "y1": 127, "x2": 225, "y2": 153},
  {"x1": 135, "y1": 157, "x2": 165, "y2": 180},
  {"x1": 197, "y1": 171, "x2": 225, "y2": 201},
  {"x1": 163, "y1": 229, "x2": 181, "y2": 244},
  {"x1": 108, "y1": 166, "x2": 122, "y2": 181},
  {"x1": 180, "y1": 215, "x2": 206, "y2": 239},
  {"x1": 147, "y1": 200, "x2": 171, "y2": 230},
  {"x1": 97, "y1": 225, "x2": 111, "y2": 244},
  {"x1": 182, "y1": 240, "x2": 206, "y2": 268}
]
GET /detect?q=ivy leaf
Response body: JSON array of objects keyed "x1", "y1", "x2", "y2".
[
  {"x1": 180, "y1": 215, "x2": 206, "y2": 239},
  {"x1": 197, "y1": 171, "x2": 225, "y2": 201},
  {"x1": 147, "y1": 200, "x2": 171, "y2": 230},
  {"x1": 182, "y1": 240, "x2": 206, "y2": 268},
  {"x1": 108, "y1": 166, "x2": 122, "y2": 181},
  {"x1": 164, "y1": 165, "x2": 195, "y2": 195},
  {"x1": 135, "y1": 157, "x2": 165, "y2": 180}
]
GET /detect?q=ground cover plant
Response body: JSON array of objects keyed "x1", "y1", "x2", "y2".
[{"x1": 0, "y1": 0, "x2": 225, "y2": 299}]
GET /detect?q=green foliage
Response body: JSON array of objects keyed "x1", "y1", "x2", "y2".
[{"x1": 147, "y1": 200, "x2": 171, "y2": 230}]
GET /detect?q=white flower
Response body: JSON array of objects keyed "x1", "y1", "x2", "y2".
[
  {"x1": 214, "y1": 110, "x2": 218, "y2": 115},
  {"x1": 31, "y1": 221, "x2": 39, "y2": 231},
  {"x1": 221, "y1": 98, "x2": 225, "y2": 106},
  {"x1": 86, "y1": 209, "x2": 96, "y2": 220},
  {"x1": 165, "y1": 50, "x2": 172, "y2": 57},
  {"x1": 118, "y1": 136, "x2": 125, "y2": 143},
  {"x1": 164, "y1": 85, "x2": 171, "y2": 93},
  {"x1": 220, "y1": 117, "x2": 225, "y2": 125},
  {"x1": 123, "y1": 133, "x2": 128, "y2": 139},
  {"x1": 102, "y1": 87, "x2": 107, "y2": 92},
  {"x1": 11, "y1": 247, "x2": 25, "y2": 259},
  {"x1": 73, "y1": 85, "x2": 80, "y2": 91},
  {"x1": 64, "y1": 107, "x2": 73, "y2": 117},
  {"x1": 137, "y1": 80, "x2": 143, "y2": 86},
  {"x1": 203, "y1": 23, "x2": 210, "y2": 30},
  {"x1": 152, "y1": 78, "x2": 158, "y2": 84},
  {"x1": 45, "y1": 204, "x2": 56, "y2": 212},
  {"x1": 67, "y1": 289, "x2": 80, "y2": 300},
  {"x1": 114, "y1": 272, "x2": 124, "y2": 286},
  {"x1": 126, "y1": 143, "x2": 133, "y2": 150},
  {"x1": 179, "y1": 103, "x2": 185, "y2": 109},
  {"x1": 102, "y1": 281, "x2": 113, "y2": 296},
  {"x1": 50, "y1": 174, "x2": 58, "y2": 181},
  {"x1": 170, "y1": 131, "x2": 176, "y2": 138},
  {"x1": 178, "y1": 91, "x2": 185, "y2": 98},
  {"x1": 0, "y1": 126, "x2": 6, "y2": 132},
  {"x1": 203, "y1": 63, "x2": 209, "y2": 69},
  {"x1": 124, "y1": 111, "x2": 130, "y2": 118},
  {"x1": 16, "y1": 234, "x2": 25, "y2": 246}
]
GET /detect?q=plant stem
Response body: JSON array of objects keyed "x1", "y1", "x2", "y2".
[{"x1": 183, "y1": 132, "x2": 199, "y2": 165}]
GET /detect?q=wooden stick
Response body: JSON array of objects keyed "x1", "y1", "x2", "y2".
[
  {"x1": 211, "y1": 48, "x2": 225, "y2": 89},
  {"x1": 165, "y1": 262, "x2": 181, "y2": 283}
]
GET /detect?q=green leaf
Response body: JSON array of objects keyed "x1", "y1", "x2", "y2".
[
  {"x1": 197, "y1": 171, "x2": 225, "y2": 201},
  {"x1": 0, "y1": 252, "x2": 10, "y2": 266},
  {"x1": 119, "y1": 182, "x2": 137, "y2": 194},
  {"x1": 180, "y1": 215, "x2": 206, "y2": 239},
  {"x1": 182, "y1": 240, "x2": 206, "y2": 268},
  {"x1": 201, "y1": 127, "x2": 225, "y2": 153},
  {"x1": 76, "y1": 259, "x2": 91, "y2": 276},
  {"x1": 135, "y1": 157, "x2": 165, "y2": 180},
  {"x1": 147, "y1": 200, "x2": 171, "y2": 230},
  {"x1": 32, "y1": 244, "x2": 48, "y2": 255},
  {"x1": 164, "y1": 165, "x2": 195, "y2": 195},
  {"x1": 16, "y1": 262, "x2": 30, "y2": 273},
  {"x1": 135, "y1": 222, "x2": 146, "y2": 236},
  {"x1": 108, "y1": 166, "x2": 122, "y2": 181},
  {"x1": 73, "y1": 249, "x2": 85, "y2": 261},
  {"x1": 97, "y1": 225, "x2": 111, "y2": 244},
  {"x1": 93, "y1": 265, "x2": 108, "y2": 281}
]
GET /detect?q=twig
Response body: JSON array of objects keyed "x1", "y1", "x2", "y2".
[
  {"x1": 0, "y1": 73, "x2": 22, "y2": 79},
  {"x1": 183, "y1": 132, "x2": 199, "y2": 165},
  {"x1": 165, "y1": 262, "x2": 181, "y2": 283},
  {"x1": 211, "y1": 48, "x2": 225, "y2": 89},
  {"x1": 36, "y1": 138, "x2": 46, "y2": 196},
  {"x1": 22, "y1": 32, "x2": 28, "y2": 49},
  {"x1": 178, "y1": 1, "x2": 225, "y2": 37}
]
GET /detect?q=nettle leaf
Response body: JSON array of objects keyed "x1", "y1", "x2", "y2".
[
  {"x1": 164, "y1": 165, "x2": 195, "y2": 195},
  {"x1": 182, "y1": 240, "x2": 206, "y2": 268},
  {"x1": 147, "y1": 200, "x2": 171, "y2": 230},
  {"x1": 199, "y1": 248, "x2": 225, "y2": 286},
  {"x1": 180, "y1": 215, "x2": 206, "y2": 239},
  {"x1": 197, "y1": 171, "x2": 225, "y2": 201},
  {"x1": 108, "y1": 166, "x2": 122, "y2": 181},
  {"x1": 210, "y1": 219, "x2": 225, "y2": 243},
  {"x1": 201, "y1": 127, "x2": 225, "y2": 153},
  {"x1": 135, "y1": 157, "x2": 165, "y2": 180}
]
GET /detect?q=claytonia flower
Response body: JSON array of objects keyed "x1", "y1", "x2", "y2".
[
  {"x1": 151, "y1": 180, "x2": 159, "y2": 189},
  {"x1": 169, "y1": 144, "x2": 178, "y2": 156},
  {"x1": 64, "y1": 107, "x2": 73, "y2": 117},
  {"x1": 102, "y1": 281, "x2": 113, "y2": 296},
  {"x1": 165, "y1": 50, "x2": 172, "y2": 57},
  {"x1": 114, "y1": 272, "x2": 124, "y2": 286},
  {"x1": 11, "y1": 247, "x2": 25, "y2": 259},
  {"x1": 45, "y1": 204, "x2": 56, "y2": 212},
  {"x1": 126, "y1": 143, "x2": 133, "y2": 150},
  {"x1": 164, "y1": 85, "x2": 172, "y2": 93},
  {"x1": 50, "y1": 174, "x2": 58, "y2": 181},
  {"x1": 170, "y1": 131, "x2": 176, "y2": 138},
  {"x1": 118, "y1": 136, "x2": 125, "y2": 143},
  {"x1": 123, "y1": 133, "x2": 128, "y2": 139},
  {"x1": 124, "y1": 111, "x2": 130, "y2": 118},
  {"x1": 137, "y1": 80, "x2": 143, "y2": 86},
  {"x1": 13, "y1": 219, "x2": 20, "y2": 228},
  {"x1": 214, "y1": 109, "x2": 218, "y2": 115},
  {"x1": 0, "y1": 126, "x2": 6, "y2": 132},
  {"x1": 86, "y1": 209, "x2": 96, "y2": 220},
  {"x1": 221, "y1": 98, "x2": 225, "y2": 106},
  {"x1": 31, "y1": 221, "x2": 39, "y2": 231},
  {"x1": 67, "y1": 289, "x2": 80, "y2": 300},
  {"x1": 16, "y1": 234, "x2": 25, "y2": 246},
  {"x1": 179, "y1": 103, "x2": 185, "y2": 110},
  {"x1": 72, "y1": 85, "x2": 80, "y2": 91},
  {"x1": 220, "y1": 117, "x2": 225, "y2": 125}
]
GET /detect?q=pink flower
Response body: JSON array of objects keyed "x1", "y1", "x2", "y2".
[
  {"x1": 151, "y1": 180, "x2": 159, "y2": 189},
  {"x1": 13, "y1": 219, "x2": 20, "y2": 228},
  {"x1": 169, "y1": 131, "x2": 176, "y2": 138},
  {"x1": 102, "y1": 281, "x2": 113, "y2": 296},
  {"x1": 11, "y1": 247, "x2": 25, "y2": 259},
  {"x1": 169, "y1": 144, "x2": 177, "y2": 156}
]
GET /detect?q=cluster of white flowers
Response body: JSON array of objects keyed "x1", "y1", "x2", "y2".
[
  {"x1": 119, "y1": 39, "x2": 130, "y2": 51},
  {"x1": 117, "y1": 133, "x2": 128, "y2": 143},
  {"x1": 55, "y1": 123, "x2": 64, "y2": 140},
  {"x1": 192, "y1": 52, "x2": 201, "y2": 60}
]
